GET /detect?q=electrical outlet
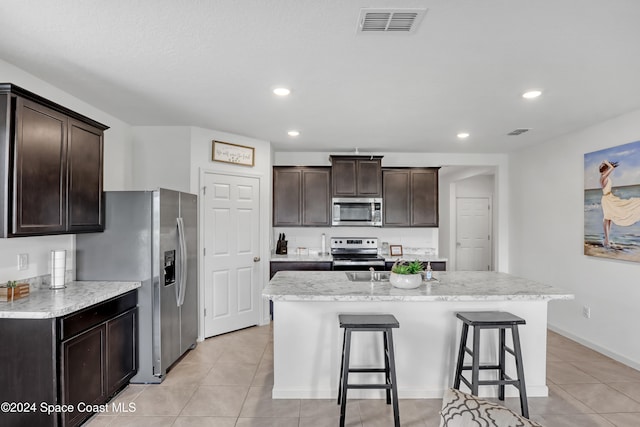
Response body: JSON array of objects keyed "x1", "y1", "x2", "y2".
[
  {"x1": 582, "y1": 305, "x2": 591, "y2": 319},
  {"x1": 17, "y1": 253, "x2": 29, "y2": 270}
]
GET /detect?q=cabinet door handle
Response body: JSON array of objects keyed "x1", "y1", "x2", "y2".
[{"x1": 254, "y1": 256, "x2": 261, "y2": 262}]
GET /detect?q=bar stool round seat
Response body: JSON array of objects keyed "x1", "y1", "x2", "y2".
[
  {"x1": 337, "y1": 314, "x2": 400, "y2": 427},
  {"x1": 453, "y1": 311, "x2": 530, "y2": 418}
]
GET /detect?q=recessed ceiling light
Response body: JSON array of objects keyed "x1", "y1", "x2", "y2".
[
  {"x1": 273, "y1": 87, "x2": 291, "y2": 96},
  {"x1": 522, "y1": 90, "x2": 542, "y2": 99},
  {"x1": 288, "y1": 130, "x2": 300, "y2": 137},
  {"x1": 457, "y1": 132, "x2": 470, "y2": 139}
]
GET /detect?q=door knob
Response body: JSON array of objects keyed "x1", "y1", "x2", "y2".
[{"x1": 253, "y1": 256, "x2": 261, "y2": 262}]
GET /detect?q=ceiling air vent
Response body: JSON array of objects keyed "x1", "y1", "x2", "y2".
[
  {"x1": 507, "y1": 128, "x2": 530, "y2": 136},
  {"x1": 358, "y1": 8, "x2": 427, "y2": 33}
]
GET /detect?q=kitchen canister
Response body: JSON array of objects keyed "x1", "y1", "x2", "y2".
[{"x1": 50, "y1": 250, "x2": 66, "y2": 289}]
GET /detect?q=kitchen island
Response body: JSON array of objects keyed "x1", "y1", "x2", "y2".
[{"x1": 263, "y1": 271, "x2": 573, "y2": 399}]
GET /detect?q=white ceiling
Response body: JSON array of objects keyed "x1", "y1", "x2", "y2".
[{"x1": 1, "y1": 0, "x2": 640, "y2": 154}]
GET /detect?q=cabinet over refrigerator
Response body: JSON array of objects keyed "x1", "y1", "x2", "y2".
[{"x1": 76, "y1": 189, "x2": 198, "y2": 383}]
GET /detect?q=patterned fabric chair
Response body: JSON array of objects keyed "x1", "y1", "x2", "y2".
[{"x1": 440, "y1": 388, "x2": 544, "y2": 427}]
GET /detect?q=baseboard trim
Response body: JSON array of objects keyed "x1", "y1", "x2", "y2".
[
  {"x1": 271, "y1": 385, "x2": 548, "y2": 399},
  {"x1": 548, "y1": 324, "x2": 640, "y2": 371}
]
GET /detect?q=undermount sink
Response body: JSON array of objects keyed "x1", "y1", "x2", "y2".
[{"x1": 345, "y1": 271, "x2": 390, "y2": 282}]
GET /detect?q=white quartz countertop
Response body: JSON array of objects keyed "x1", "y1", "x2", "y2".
[
  {"x1": 263, "y1": 271, "x2": 574, "y2": 302},
  {"x1": 0, "y1": 281, "x2": 141, "y2": 319}
]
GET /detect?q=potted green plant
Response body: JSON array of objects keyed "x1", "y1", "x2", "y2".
[{"x1": 390, "y1": 260, "x2": 424, "y2": 289}]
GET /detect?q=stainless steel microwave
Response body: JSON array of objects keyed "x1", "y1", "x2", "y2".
[{"x1": 332, "y1": 198, "x2": 382, "y2": 227}]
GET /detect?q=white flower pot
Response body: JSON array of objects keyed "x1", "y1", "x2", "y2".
[{"x1": 390, "y1": 272, "x2": 422, "y2": 289}]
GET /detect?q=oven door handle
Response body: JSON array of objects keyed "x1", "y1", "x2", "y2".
[{"x1": 333, "y1": 260, "x2": 386, "y2": 267}]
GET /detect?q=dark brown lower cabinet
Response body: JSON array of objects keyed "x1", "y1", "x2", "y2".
[
  {"x1": 0, "y1": 290, "x2": 137, "y2": 427},
  {"x1": 270, "y1": 261, "x2": 333, "y2": 279},
  {"x1": 385, "y1": 261, "x2": 446, "y2": 271},
  {"x1": 61, "y1": 304, "x2": 137, "y2": 427},
  {"x1": 0, "y1": 318, "x2": 57, "y2": 427},
  {"x1": 61, "y1": 324, "x2": 106, "y2": 427},
  {"x1": 106, "y1": 309, "x2": 138, "y2": 396}
]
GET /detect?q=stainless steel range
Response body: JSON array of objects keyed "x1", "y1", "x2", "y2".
[{"x1": 331, "y1": 237, "x2": 386, "y2": 270}]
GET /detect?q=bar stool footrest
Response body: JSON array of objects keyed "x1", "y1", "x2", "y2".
[
  {"x1": 477, "y1": 379, "x2": 521, "y2": 386},
  {"x1": 460, "y1": 364, "x2": 502, "y2": 371},
  {"x1": 347, "y1": 383, "x2": 393, "y2": 390}
]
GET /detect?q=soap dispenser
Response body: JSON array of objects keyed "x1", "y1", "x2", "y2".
[{"x1": 425, "y1": 261, "x2": 432, "y2": 281}]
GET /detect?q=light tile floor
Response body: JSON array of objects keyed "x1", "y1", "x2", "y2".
[{"x1": 86, "y1": 325, "x2": 640, "y2": 426}]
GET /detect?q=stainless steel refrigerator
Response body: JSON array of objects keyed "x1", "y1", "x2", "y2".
[{"x1": 76, "y1": 189, "x2": 198, "y2": 383}]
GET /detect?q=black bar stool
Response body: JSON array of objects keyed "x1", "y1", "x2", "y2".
[
  {"x1": 337, "y1": 314, "x2": 400, "y2": 427},
  {"x1": 453, "y1": 311, "x2": 529, "y2": 418}
]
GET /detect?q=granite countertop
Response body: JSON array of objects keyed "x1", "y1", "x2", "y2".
[
  {"x1": 271, "y1": 253, "x2": 333, "y2": 262},
  {"x1": 263, "y1": 271, "x2": 574, "y2": 302},
  {"x1": 383, "y1": 255, "x2": 448, "y2": 262},
  {"x1": 0, "y1": 281, "x2": 141, "y2": 319},
  {"x1": 270, "y1": 253, "x2": 447, "y2": 263}
]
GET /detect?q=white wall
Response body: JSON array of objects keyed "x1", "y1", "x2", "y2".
[
  {"x1": 456, "y1": 174, "x2": 495, "y2": 197},
  {"x1": 509, "y1": 108, "x2": 640, "y2": 370},
  {"x1": 274, "y1": 151, "x2": 510, "y2": 270},
  {"x1": 188, "y1": 127, "x2": 272, "y2": 194},
  {"x1": 0, "y1": 59, "x2": 134, "y2": 283},
  {"x1": 131, "y1": 126, "x2": 191, "y2": 192}
]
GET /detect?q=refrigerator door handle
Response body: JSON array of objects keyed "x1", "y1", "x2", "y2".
[{"x1": 176, "y1": 217, "x2": 187, "y2": 306}]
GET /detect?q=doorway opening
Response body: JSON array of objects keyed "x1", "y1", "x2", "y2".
[{"x1": 438, "y1": 166, "x2": 496, "y2": 271}]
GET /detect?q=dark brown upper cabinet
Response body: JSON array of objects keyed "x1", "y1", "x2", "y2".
[
  {"x1": 273, "y1": 166, "x2": 331, "y2": 227},
  {"x1": 330, "y1": 155, "x2": 382, "y2": 197},
  {"x1": 382, "y1": 168, "x2": 439, "y2": 227},
  {"x1": 0, "y1": 84, "x2": 108, "y2": 237},
  {"x1": 67, "y1": 118, "x2": 104, "y2": 232}
]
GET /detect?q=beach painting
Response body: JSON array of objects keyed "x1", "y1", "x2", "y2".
[{"x1": 584, "y1": 140, "x2": 640, "y2": 262}]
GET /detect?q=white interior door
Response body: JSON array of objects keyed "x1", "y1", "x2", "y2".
[
  {"x1": 456, "y1": 197, "x2": 492, "y2": 271},
  {"x1": 203, "y1": 172, "x2": 261, "y2": 337}
]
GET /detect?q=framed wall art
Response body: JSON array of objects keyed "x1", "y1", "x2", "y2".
[
  {"x1": 584, "y1": 140, "x2": 640, "y2": 262},
  {"x1": 212, "y1": 140, "x2": 255, "y2": 167},
  {"x1": 390, "y1": 245, "x2": 403, "y2": 256}
]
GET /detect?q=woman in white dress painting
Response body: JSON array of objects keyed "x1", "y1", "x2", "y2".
[{"x1": 599, "y1": 160, "x2": 640, "y2": 247}]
